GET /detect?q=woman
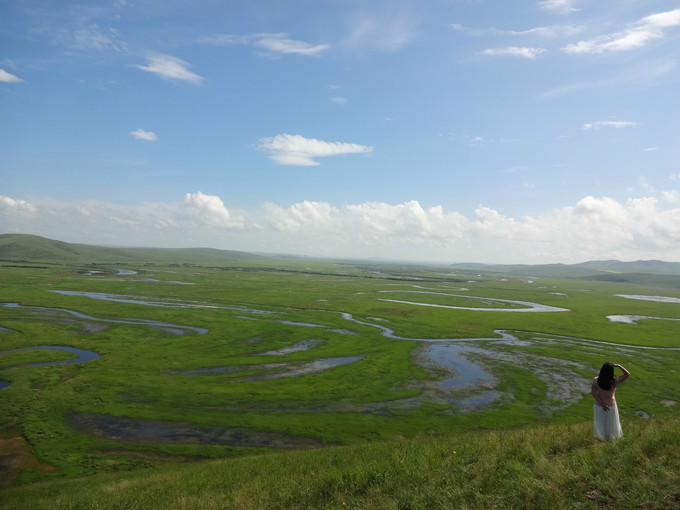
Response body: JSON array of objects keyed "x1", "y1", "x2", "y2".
[{"x1": 591, "y1": 362, "x2": 630, "y2": 441}]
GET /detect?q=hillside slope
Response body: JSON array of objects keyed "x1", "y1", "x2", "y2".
[
  {"x1": 1, "y1": 418, "x2": 678, "y2": 509},
  {"x1": 0, "y1": 234, "x2": 261, "y2": 264}
]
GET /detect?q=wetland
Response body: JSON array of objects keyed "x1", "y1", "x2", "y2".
[{"x1": 1, "y1": 257, "x2": 679, "y2": 484}]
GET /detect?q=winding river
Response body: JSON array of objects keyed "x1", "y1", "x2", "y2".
[{"x1": 2, "y1": 288, "x2": 676, "y2": 413}]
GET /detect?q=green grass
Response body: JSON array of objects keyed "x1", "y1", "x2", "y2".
[
  {"x1": 2, "y1": 418, "x2": 679, "y2": 509},
  {"x1": 1, "y1": 242, "x2": 679, "y2": 507}
]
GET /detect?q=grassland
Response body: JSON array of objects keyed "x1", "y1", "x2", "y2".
[{"x1": 1, "y1": 236, "x2": 679, "y2": 507}]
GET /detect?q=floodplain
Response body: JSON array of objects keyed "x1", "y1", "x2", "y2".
[{"x1": 1, "y1": 256, "x2": 679, "y2": 487}]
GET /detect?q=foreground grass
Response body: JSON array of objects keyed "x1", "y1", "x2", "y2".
[{"x1": 2, "y1": 418, "x2": 679, "y2": 510}]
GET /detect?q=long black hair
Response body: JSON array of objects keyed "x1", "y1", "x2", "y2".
[{"x1": 597, "y1": 362, "x2": 615, "y2": 390}]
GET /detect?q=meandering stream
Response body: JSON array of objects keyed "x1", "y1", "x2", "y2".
[{"x1": 2, "y1": 288, "x2": 676, "y2": 415}]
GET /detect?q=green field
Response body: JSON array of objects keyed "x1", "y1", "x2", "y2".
[{"x1": 1, "y1": 236, "x2": 679, "y2": 507}]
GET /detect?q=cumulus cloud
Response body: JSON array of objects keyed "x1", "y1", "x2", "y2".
[
  {"x1": 563, "y1": 9, "x2": 680, "y2": 54},
  {"x1": 0, "y1": 195, "x2": 36, "y2": 215},
  {"x1": 200, "y1": 33, "x2": 329, "y2": 56},
  {"x1": 129, "y1": 129, "x2": 158, "y2": 141},
  {"x1": 0, "y1": 69, "x2": 23, "y2": 83},
  {"x1": 258, "y1": 134, "x2": 373, "y2": 166},
  {"x1": 3, "y1": 194, "x2": 680, "y2": 263},
  {"x1": 662, "y1": 190, "x2": 679, "y2": 203},
  {"x1": 134, "y1": 54, "x2": 204, "y2": 84},
  {"x1": 539, "y1": 0, "x2": 580, "y2": 13},
  {"x1": 582, "y1": 121, "x2": 637, "y2": 130},
  {"x1": 181, "y1": 192, "x2": 244, "y2": 228},
  {"x1": 480, "y1": 47, "x2": 547, "y2": 59}
]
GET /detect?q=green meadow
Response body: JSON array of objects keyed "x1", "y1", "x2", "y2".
[{"x1": 1, "y1": 237, "x2": 679, "y2": 507}]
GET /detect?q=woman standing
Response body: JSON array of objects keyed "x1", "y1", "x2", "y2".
[{"x1": 591, "y1": 362, "x2": 630, "y2": 441}]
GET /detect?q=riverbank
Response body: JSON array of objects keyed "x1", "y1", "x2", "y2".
[{"x1": 2, "y1": 418, "x2": 678, "y2": 509}]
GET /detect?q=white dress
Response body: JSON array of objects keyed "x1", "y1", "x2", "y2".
[
  {"x1": 593, "y1": 403, "x2": 623, "y2": 441},
  {"x1": 592, "y1": 377, "x2": 623, "y2": 441}
]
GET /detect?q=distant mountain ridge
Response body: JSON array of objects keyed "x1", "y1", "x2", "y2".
[
  {"x1": 0, "y1": 234, "x2": 262, "y2": 264},
  {"x1": 450, "y1": 259, "x2": 680, "y2": 278},
  {"x1": 2, "y1": 234, "x2": 679, "y2": 278}
]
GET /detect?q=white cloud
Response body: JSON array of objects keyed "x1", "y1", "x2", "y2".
[
  {"x1": 263, "y1": 201, "x2": 340, "y2": 232},
  {"x1": 181, "y1": 192, "x2": 244, "y2": 229},
  {"x1": 563, "y1": 8, "x2": 680, "y2": 54},
  {"x1": 200, "y1": 33, "x2": 329, "y2": 56},
  {"x1": 253, "y1": 35, "x2": 329, "y2": 56},
  {"x1": 582, "y1": 121, "x2": 637, "y2": 130},
  {"x1": 662, "y1": 190, "x2": 679, "y2": 203},
  {"x1": 539, "y1": 0, "x2": 580, "y2": 14},
  {"x1": 134, "y1": 54, "x2": 204, "y2": 84},
  {"x1": 480, "y1": 47, "x2": 547, "y2": 59},
  {"x1": 71, "y1": 24, "x2": 126, "y2": 52},
  {"x1": 258, "y1": 134, "x2": 373, "y2": 166},
  {"x1": 0, "y1": 69, "x2": 23, "y2": 83},
  {"x1": 343, "y1": 9, "x2": 417, "y2": 53},
  {"x1": 3, "y1": 194, "x2": 680, "y2": 263},
  {"x1": 37, "y1": 23, "x2": 127, "y2": 53},
  {"x1": 331, "y1": 97, "x2": 348, "y2": 104},
  {"x1": 129, "y1": 129, "x2": 158, "y2": 141},
  {"x1": 457, "y1": 23, "x2": 584, "y2": 38},
  {"x1": 0, "y1": 195, "x2": 36, "y2": 215},
  {"x1": 492, "y1": 25, "x2": 584, "y2": 38},
  {"x1": 644, "y1": 147, "x2": 659, "y2": 152}
]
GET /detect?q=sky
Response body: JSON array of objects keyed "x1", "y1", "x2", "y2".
[{"x1": 1, "y1": 0, "x2": 680, "y2": 264}]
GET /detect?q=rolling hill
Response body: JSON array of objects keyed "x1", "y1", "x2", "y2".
[{"x1": 0, "y1": 234, "x2": 262, "y2": 265}]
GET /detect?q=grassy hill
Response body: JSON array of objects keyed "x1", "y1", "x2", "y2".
[
  {"x1": 0, "y1": 234, "x2": 262, "y2": 265},
  {"x1": 1, "y1": 418, "x2": 678, "y2": 509}
]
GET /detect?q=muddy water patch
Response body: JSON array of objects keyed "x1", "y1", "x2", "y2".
[
  {"x1": 67, "y1": 413, "x2": 325, "y2": 449},
  {"x1": 0, "y1": 437, "x2": 55, "y2": 487}
]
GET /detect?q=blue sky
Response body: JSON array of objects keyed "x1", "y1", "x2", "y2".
[{"x1": 2, "y1": 0, "x2": 680, "y2": 263}]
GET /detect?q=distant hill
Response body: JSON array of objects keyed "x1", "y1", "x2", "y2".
[
  {"x1": 0, "y1": 234, "x2": 262, "y2": 265},
  {"x1": 450, "y1": 259, "x2": 680, "y2": 277},
  {"x1": 449, "y1": 259, "x2": 680, "y2": 289}
]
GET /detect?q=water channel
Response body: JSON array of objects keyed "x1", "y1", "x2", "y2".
[{"x1": 2, "y1": 288, "x2": 676, "y2": 415}]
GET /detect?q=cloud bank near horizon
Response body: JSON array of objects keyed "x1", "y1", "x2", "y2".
[{"x1": 2, "y1": 192, "x2": 679, "y2": 264}]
